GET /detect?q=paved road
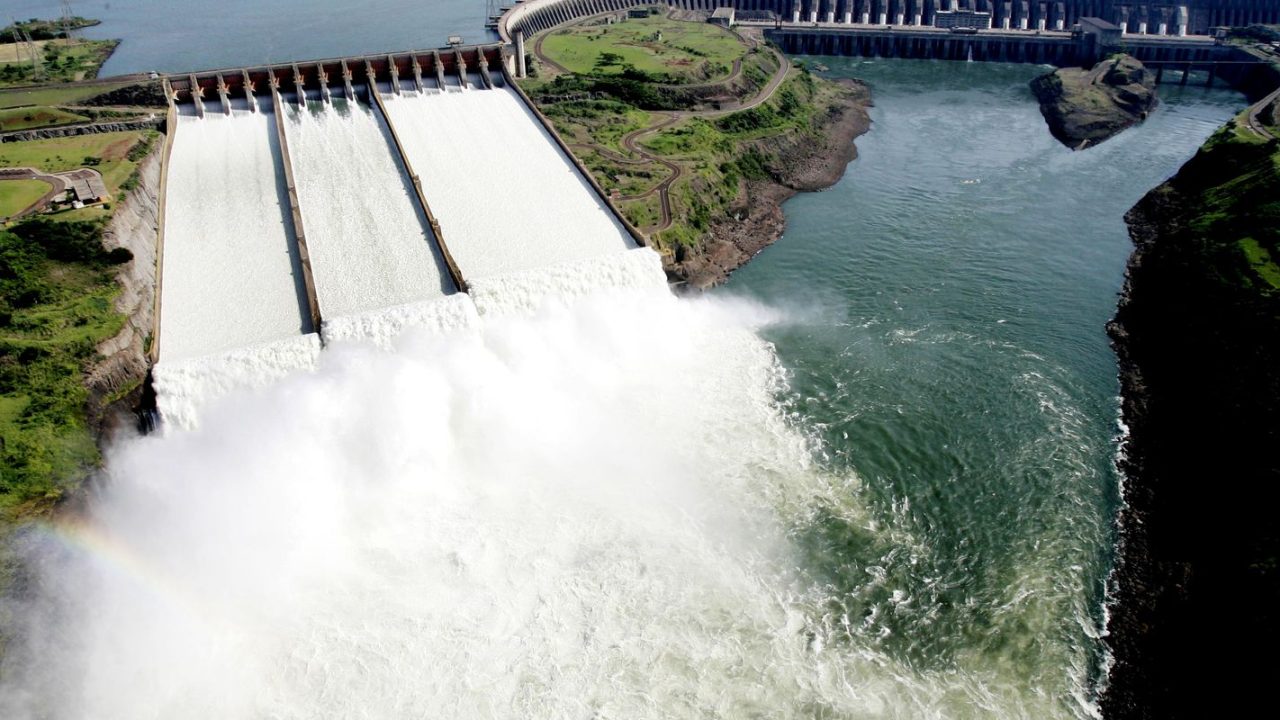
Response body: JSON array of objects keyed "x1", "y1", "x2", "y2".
[
  {"x1": 0, "y1": 167, "x2": 67, "y2": 219},
  {"x1": 1246, "y1": 85, "x2": 1280, "y2": 140},
  {"x1": 0, "y1": 165, "x2": 110, "y2": 220}
]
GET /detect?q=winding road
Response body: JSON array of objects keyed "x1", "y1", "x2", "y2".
[
  {"x1": 1245, "y1": 85, "x2": 1280, "y2": 140},
  {"x1": 531, "y1": 16, "x2": 792, "y2": 234}
]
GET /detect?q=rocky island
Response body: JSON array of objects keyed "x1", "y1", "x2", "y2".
[{"x1": 1030, "y1": 54, "x2": 1158, "y2": 150}]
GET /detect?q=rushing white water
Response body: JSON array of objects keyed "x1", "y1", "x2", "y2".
[
  {"x1": 382, "y1": 86, "x2": 634, "y2": 281},
  {"x1": 159, "y1": 102, "x2": 310, "y2": 361},
  {"x1": 3, "y1": 251, "x2": 1086, "y2": 719},
  {"x1": 285, "y1": 96, "x2": 454, "y2": 319},
  {"x1": 151, "y1": 333, "x2": 322, "y2": 431}
]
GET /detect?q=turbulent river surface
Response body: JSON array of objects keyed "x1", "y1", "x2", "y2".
[
  {"x1": 0, "y1": 11, "x2": 1249, "y2": 716},
  {"x1": 725, "y1": 58, "x2": 1245, "y2": 716}
]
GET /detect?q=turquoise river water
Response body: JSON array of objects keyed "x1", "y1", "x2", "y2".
[
  {"x1": 726, "y1": 58, "x2": 1243, "y2": 715},
  {"x1": 1, "y1": 3, "x2": 1250, "y2": 716}
]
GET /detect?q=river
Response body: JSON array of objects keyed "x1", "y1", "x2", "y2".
[
  {"x1": 7, "y1": 0, "x2": 493, "y2": 76},
  {"x1": 2, "y1": 4, "x2": 1249, "y2": 717},
  {"x1": 726, "y1": 57, "x2": 1243, "y2": 715}
]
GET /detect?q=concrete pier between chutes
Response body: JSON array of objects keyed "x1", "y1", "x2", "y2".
[{"x1": 152, "y1": 43, "x2": 655, "y2": 423}]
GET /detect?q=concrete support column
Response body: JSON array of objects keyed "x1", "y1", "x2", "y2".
[
  {"x1": 292, "y1": 63, "x2": 306, "y2": 107},
  {"x1": 216, "y1": 74, "x2": 231, "y2": 115},
  {"x1": 793, "y1": 10, "x2": 801, "y2": 22},
  {"x1": 189, "y1": 74, "x2": 205, "y2": 118},
  {"x1": 845, "y1": 11, "x2": 854, "y2": 22},
  {"x1": 340, "y1": 60, "x2": 354, "y2": 101},
  {"x1": 411, "y1": 60, "x2": 425, "y2": 93},
  {"x1": 1138, "y1": 21, "x2": 1147, "y2": 34},
  {"x1": 242, "y1": 70, "x2": 257, "y2": 113},
  {"x1": 1037, "y1": 18, "x2": 1045, "y2": 31},
  {"x1": 317, "y1": 64, "x2": 331, "y2": 103},
  {"x1": 1177, "y1": 5, "x2": 1188, "y2": 37},
  {"x1": 1158, "y1": 22, "x2": 1167, "y2": 35},
  {"x1": 515, "y1": 30, "x2": 527, "y2": 78}
]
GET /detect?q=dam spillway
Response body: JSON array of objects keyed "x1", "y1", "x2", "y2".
[
  {"x1": 283, "y1": 95, "x2": 455, "y2": 321},
  {"x1": 159, "y1": 98, "x2": 313, "y2": 362},
  {"x1": 382, "y1": 85, "x2": 636, "y2": 283},
  {"x1": 153, "y1": 45, "x2": 648, "y2": 423}
]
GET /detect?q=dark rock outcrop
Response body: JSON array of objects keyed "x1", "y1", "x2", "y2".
[
  {"x1": 0, "y1": 117, "x2": 163, "y2": 144},
  {"x1": 1031, "y1": 55, "x2": 1158, "y2": 150},
  {"x1": 1102, "y1": 123, "x2": 1280, "y2": 718},
  {"x1": 82, "y1": 80, "x2": 168, "y2": 108}
]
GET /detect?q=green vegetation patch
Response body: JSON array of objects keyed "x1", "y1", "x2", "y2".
[
  {"x1": 1177, "y1": 123, "x2": 1280, "y2": 296},
  {"x1": 0, "y1": 81, "x2": 131, "y2": 110},
  {"x1": 541, "y1": 14, "x2": 746, "y2": 84},
  {"x1": 0, "y1": 104, "x2": 88, "y2": 131},
  {"x1": 0, "y1": 130, "x2": 153, "y2": 222},
  {"x1": 0, "y1": 178, "x2": 52, "y2": 219},
  {"x1": 0, "y1": 38, "x2": 118, "y2": 88},
  {"x1": 1239, "y1": 237, "x2": 1280, "y2": 290},
  {"x1": 0, "y1": 219, "x2": 130, "y2": 520}
]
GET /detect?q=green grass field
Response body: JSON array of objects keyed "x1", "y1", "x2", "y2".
[
  {"x1": 0, "y1": 80, "x2": 130, "y2": 109},
  {"x1": 0, "y1": 38, "x2": 117, "y2": 88},
  {"x1": 0, "y1": 131, "x2": 150, "y2": 221},
  {"x1": 0, "y1": 221, "x2": 129, "y2": 520},
  {"x1": 0, "y1": 104, "x2": 88, "y2": 131},
  {"x1": 541, "y1": 15, "x2": 747, "y2": 84},
  {"x1": 0, "y1": 178, "x2": 52, "y2": 218}
]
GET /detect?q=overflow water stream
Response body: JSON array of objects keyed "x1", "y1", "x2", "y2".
[{"x1": 0, "y1": 57, "x2": 1247, "y2": 719}]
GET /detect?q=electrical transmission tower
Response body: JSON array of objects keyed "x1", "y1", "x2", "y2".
[
  {"x1": 10, "y1": 20, "x2": 45, "y2": 82},
  {"x1": 60, "y1": 0, "x2": 78, "y2": 40}
]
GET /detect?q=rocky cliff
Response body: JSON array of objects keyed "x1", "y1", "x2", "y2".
[
  {"x1": 84, "y1": 148, "x2": 160, "y2": 438},
  {"x1": 1031, "y1": 55, "x2": 1158, "y2": 150},
  {"x1": 1102, "y1": 121, "x2": 1280, "y2": 718}
]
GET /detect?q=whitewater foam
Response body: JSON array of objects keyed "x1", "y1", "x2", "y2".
[
  {"x1": 151, "y1": 334, "x2": 322, "y2": 430},
  {"x1": 320, "y1": 293, "x2": 480, "y2": 348},
  {"x1": 468, "y1": 247, "x2": 669, "y2": 317}
]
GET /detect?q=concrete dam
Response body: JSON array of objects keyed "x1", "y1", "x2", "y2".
[
  {"x1": 501, "y1": 0, "x2": 1280, "y2": 78},
  {"x1": 152, "y1": 45, "x2": 650, "y2": 425},
  {"x1": 502, "y1": 0, "x2": 1280, "y2": 38}
]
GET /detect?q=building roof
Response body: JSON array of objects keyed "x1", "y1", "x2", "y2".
[
  {"x1": 711, "y1": 8, "x2": 735, "y2": 19},
  {"x1": 1079, "y1": 16, "x2": 1121, "y2": 31}
]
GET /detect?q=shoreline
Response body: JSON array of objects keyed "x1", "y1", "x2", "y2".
[
  {"x1": 669, "y1": 77, "x2": 872, "y2": 289},
  {"x1": 1101, "y1": 120, "x2": 1280, "y2": 717}
]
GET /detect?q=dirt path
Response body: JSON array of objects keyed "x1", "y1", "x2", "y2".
[{"x1": 532, "y1": 17, "x2": 792, "y2": 235}]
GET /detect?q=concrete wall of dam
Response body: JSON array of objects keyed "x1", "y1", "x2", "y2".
[{"x1": 501, "y1": 0, "x2": 1280, "y2": 45}]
